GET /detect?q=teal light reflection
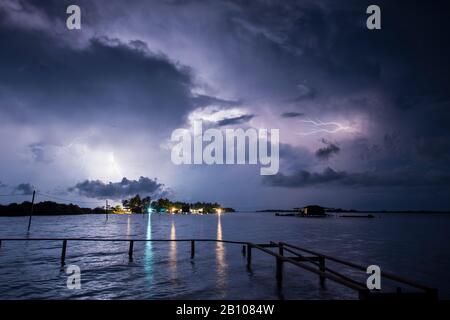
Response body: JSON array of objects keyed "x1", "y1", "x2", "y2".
[{"x1": 144, "y1": 212, "x2": 153, "y2": 290}]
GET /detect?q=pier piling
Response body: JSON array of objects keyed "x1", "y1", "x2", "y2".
[
  {"x1": 278, "y1": 243, "x2": 284, "y2": 256},
  {"x1": 247, "y1": 244, "x2": 252, "y2": 267},
  {"x1": 27, "y1": 190, "x2": 36, "y2": 232},
  {"x1": 242, "y1": 245, "x2": 246, "y2": 256},
  {"x1": 319, "y1": 256, "x2": 326, "y2": 288},
  {"x1": 276, "y1": 243, "x2": 284, "y2": 287},
  {"x1": 276, "y1": 257, "x2": 283, "y2": 287},
  {"x1": 128, "y1": 240, "x2": 134, "y2": 262},
  {"x1": 61, "y1": 240, "x2": 67, "y2": 266}
]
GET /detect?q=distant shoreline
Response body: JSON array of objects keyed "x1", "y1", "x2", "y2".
[
  {"x1": 257, "y1": 209, "x2": 450, "y2": 214},
  {"x1": 0, "y1": 200, "x2": 234, "y2": 217}
]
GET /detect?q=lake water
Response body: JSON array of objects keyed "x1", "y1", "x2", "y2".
[{"x1": 0, "y1": 212, "x2": 449, "y2": 299}]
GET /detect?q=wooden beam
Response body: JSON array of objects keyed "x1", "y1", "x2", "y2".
[
  {"x1": 255, "y1": 243, "x2": 278, "y2": 248},
  {"x1": 289, "y1": 256, "x2": 322, "y2": 262}
]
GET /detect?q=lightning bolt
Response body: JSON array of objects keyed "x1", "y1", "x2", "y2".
[{"x1": 297, "y1": 119, "x2": 354, "y2": 136}]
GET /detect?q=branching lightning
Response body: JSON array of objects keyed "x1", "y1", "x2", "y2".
[{"x1": 297, "y1": 119, "x2": 354, "y2": 136}]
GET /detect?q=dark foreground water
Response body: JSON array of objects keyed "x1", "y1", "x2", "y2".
[{"x1": 0, "y1": 212, "x2": 449, "y2": 299}]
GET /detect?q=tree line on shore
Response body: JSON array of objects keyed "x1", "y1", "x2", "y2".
[
  {"x1": 0, "y1": 194, "x2": 234, "y2": 216},
  {"x1": 117, "y1": 195, "x2": 234, "y2": 214}
]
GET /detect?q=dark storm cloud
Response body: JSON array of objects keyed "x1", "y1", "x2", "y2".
[
  {"x1": 14, "y1": 183, "x2": 34, "y2": 195},
  {"x1": 1, "y1": 0, "x2": 450, "y2": 210},
  {"x1": 192, "y1": 95, "x2": 240, "y2": 108},
  {"x1": 315, "y1": 139, "x2": 340, "y2": 160},
  {"x1": 263, "y1": 167, "x2": 450, "y2": 189},
  {"x1": 0, "y1": 0, "x2": 99, "y2": 32},
  {"x1": 21, "y1": 0, "x2": 81, "y2": 18},
  {"x1": 281, "y1": 112, "x2": 304, "y2": 118},
  {"x1": 221, "y1": 0, "x2": 384, "y2": 98},
  {"x1": 329, "y1": 0, "x2": 450, "y2": 118},
  {"x1": 4, "y1": 0, "x2": 450, "y2": 117},
  {"x1": 0, "y1": 25, "x2": 198, "y2": 129},
  {"x1": 416, "y1": 137, "x2": 450, "y2": 162},
  {"x1": 280, "y1": 143, "x2": 310, "y2": 161},
  {"x1": 216, "y1": 114, "x2": 255, "y2": 126},
  {"x1": 69, "y1": 177, "x2": 165, "y2": 200},
  {"x1": 232, "y1": 0, "x2": 450, "y2": 103},
  {"x1": 278, "y1": 143, "x2": 316, "y2": 173},
  {"x1": 263, "y1": 167, "x2": 348, "y2": 188}
]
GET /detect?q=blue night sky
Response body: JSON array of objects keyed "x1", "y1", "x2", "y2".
[{"x1": 1, "y1": 0, "x2": 450, "y2": 210}]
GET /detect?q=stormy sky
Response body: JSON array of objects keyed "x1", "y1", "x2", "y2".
[{"x1": 1, "y1": 0, "x2": 449, "y2": 210}]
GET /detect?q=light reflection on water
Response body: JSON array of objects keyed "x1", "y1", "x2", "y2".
[
  {"x1": 144, "y1": 214, "x2": 153, "y2": 290},
  {"x1": 126, "y1": 215, "x2": 131, "y2": 237},
  {"x1": 215, "y1": 213, "x2": 227, "y2": 294},
  {"x1": 0, "y1": 212, "x2": 449, "y2": 299},
  {"x1": 169, "y1": 219, "x2": 177, "y2": 280}
]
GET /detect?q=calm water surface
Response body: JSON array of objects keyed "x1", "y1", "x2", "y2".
[{"x1": 0, "y1": 212, "x2": 449, "y2": 299}]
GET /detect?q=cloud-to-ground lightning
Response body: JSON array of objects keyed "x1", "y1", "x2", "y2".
[{"x1": 297, "y1": 119, "x2": 354, "y2": 135}]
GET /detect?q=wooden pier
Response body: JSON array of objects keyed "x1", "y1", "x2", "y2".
[{"x1": 0, "y1": 237, "x2": 438, "y2": 300}]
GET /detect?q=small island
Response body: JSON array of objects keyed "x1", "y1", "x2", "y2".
[
  {"x1": 0, "y1": 194, "x2": 235, "y2": 216},
  {"x1": 263, "y1": 205, "x2": 450, "y2": 217}
]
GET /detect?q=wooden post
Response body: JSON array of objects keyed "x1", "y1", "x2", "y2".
[
  {"x1": 319, "y1": 256, "x2": 326, "y2": 288},
  {"x1": 191, "y1": 240, "x2": 195, "y2": 259},
  {"x1": 276, "y1": 243, "x2": 284, "y2": 286},
  {"x1": 247, "y1": 244, "x2": 252, "y2": 267},
  {"x1": 128, "y1": 240, "x2": 134, "y2": 262},
  {"x1": 242, "y1": 245, "x2": 246, "y2": 256},
  {"x1": 61, "y1": 240, "x2": 67, "y2": 266},
  {"x1": 27, "y1": 190, "x2": 36, "y2": 231},
  {"x1": 276, "y1": 257, "x2": 283, "y2": 286}
]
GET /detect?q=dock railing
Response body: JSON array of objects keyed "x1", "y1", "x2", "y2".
[{"x1": 0, "y1": 237, "x2": 438, "y2": 300}]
